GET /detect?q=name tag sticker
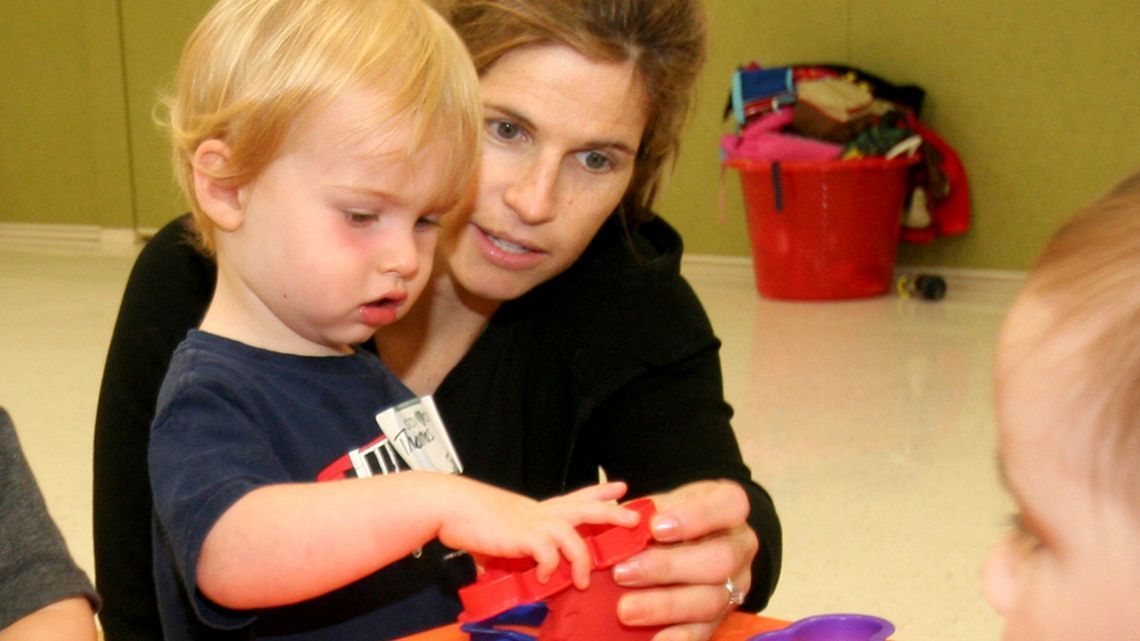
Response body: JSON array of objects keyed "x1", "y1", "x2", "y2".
[{"x1": 375, "y1": 395, "x2": 463, "y2": 474}]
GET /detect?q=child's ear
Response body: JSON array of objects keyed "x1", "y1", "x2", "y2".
[{"x1": 192, "y1": 139, "x2": 244, "y2": 231}]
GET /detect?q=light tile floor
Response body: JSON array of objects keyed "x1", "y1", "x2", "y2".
[{"x1": 1, "y1": 239, "x2": 1018, "y2": 641}]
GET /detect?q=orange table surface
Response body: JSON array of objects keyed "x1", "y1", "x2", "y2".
[{"x1": 398, "y1": 611, "x2": 789, "y2": 641}]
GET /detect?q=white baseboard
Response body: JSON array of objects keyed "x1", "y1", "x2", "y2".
[
  {"x1": 0, "y1": 222, "x2": 1028, "y2": 289},
  {"x1": 680, "y1": 254, "x2": 754, "y2": 288},
  {"x1": 681, "y1": 253, "x2": 1027, "y2": 291},
  {"x1": 0, "y1": 222, "x2": 142, "y2": 256}
]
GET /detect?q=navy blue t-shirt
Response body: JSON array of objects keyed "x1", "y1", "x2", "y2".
[{"x1": 149, "y1": 331, "x2": 471, "y2": 641}]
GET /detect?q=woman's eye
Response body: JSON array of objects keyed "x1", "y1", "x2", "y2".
[
  {"x1": 576, "y1": 150, "x2": 615, "y2": 172},
  {"x1": 415, "y1": 214, "x2": 442, "y2": 230},
  {"x1": 488, "y1": 119, "x2": 523, "y2": 142}
]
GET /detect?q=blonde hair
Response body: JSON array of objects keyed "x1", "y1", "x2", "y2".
[
  {"x1": 1010, "y1": 168, "x2": 1140, "y2": 505},
  {"x1": 166, "y1": 0, "x2": 481, "y2": 254},
  {"x1": 436, "y1": 0, "x2": 707, "y2": 224}
]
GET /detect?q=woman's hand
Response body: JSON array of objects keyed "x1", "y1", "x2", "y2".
[{"x1": 611, "y1": 480, "x2": 759, "y2": 641}]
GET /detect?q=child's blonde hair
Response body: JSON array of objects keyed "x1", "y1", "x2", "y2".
[
  {"x1": 1002, "y1": 168, "x2": 1140, "y2": 507},
  {"x1": 166, "y1": 0, "x2": 481, "y2": 254}
]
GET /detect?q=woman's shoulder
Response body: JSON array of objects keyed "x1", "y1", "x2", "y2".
[
  {"x1": 135, "y1": 215, "x2": 216, "y2": 289},
  {"x1": 116, "y1": 215, "x2": 216, "y2": 335},
  {"x1": 527, "y1": 215, "x2": 719, "y2": 376},
  {"x1": 542, "y1": 215, "x2": 687, "y2": 297},
  {"x1": 581, "y1": 214, "x2": 684, "y2": 281}
]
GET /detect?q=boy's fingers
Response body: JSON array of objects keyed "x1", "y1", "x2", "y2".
[
  {"x1": 550, "y1": 481, "x2": 628, "y2": 503},
  {"x1": 552, "y1": 524, "x2": 593, "y2": 590},
  {"x1": 532, "y1": 541, "x2": 560, "y2": 583},
  {"x1": 543, "y1": 500, "x2": 640, "y2": 527}
]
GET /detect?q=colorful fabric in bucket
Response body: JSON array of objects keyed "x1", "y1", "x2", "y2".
[{"x1": 721, "y1": 110, "x2": 843, "y2": 164}]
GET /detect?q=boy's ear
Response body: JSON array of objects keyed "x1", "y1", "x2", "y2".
[{"x1": 192, "y1": 139, "x2": 244, "y2": 231}]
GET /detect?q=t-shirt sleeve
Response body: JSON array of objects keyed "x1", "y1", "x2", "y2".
[
  {"x1": 0, "y1": 409, "x2": 100, "y2": 630},
  {"x1": 149, "y1": 373, "x2": 291, "y2": 629}
]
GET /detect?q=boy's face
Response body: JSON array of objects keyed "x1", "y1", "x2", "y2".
[
  {"x1": 208, "y1": 88, "x2": 457, "y2": 355},
  {"x1": 984, "y1": 299, "x2": 1140, "y2": 640}
]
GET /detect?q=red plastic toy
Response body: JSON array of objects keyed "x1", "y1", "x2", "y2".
[{"x1": 458, "y1": 497, "x2": 660, "y2": 641}]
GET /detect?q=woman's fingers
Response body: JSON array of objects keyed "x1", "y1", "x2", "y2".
[
  {"x1": 650, "y1": 621, "x2": 719, "y2": 641},
  {"x1": 596, "y1": 479, "x2": 759, "y2": 639},
  {"x1": 647, "y1": 480, "x2": 750, "y2": 543},
  {"x1": 613, "y1": 524, "x2": 757, "y2": 587},
  {"x1": 616, "y1": 581, "x2": 736, "y2": 632}
]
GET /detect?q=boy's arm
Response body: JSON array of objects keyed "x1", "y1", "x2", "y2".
[{"x1": 197, "y1": 474, "x2": 635, "y2": 610}]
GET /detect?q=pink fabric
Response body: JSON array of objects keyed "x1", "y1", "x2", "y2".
[{"x1": 721, "y1": 109, "x2": 843, "y2": 163}]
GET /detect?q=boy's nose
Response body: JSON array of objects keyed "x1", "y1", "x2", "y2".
[{"x1": 378, "y1": 233, "x2": 419, "y2": 279}]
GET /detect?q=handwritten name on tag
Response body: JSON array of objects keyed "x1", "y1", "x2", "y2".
[{"x1": 375, "y1": 395, "x2": 463, "y2": 474}]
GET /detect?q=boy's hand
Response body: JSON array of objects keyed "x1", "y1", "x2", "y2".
[{"x1": 437, "y1": 480, "x2": 638, "y2": 589}]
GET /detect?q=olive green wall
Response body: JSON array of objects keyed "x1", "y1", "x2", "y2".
[
  {"x1": 662, "y1": 0, "x2": 1140, "y2": 269},
  {"x1": 117, "y1": 0, "x2": 217, "y2": 229},
  {"x1": 2, "y1": 1, "x2": 1137, "y2": 270},
  {"x1": 0, "y1": 0, "x2": 133, "y2": 229}
]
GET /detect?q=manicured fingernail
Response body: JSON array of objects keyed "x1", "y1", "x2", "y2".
[
  {"x1": 651, "y1": 516, "x2": 680, "y2": 541},
  {"x1": 618, "y1": 596, "x2": 648, "y2": 624},
  {"x1": 612, "y1": 560, "x2": 641, "y2": 585}
]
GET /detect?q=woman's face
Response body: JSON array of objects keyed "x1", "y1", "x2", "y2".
[{"x1": 438, "y1": 43, "x2": 649, "y2": 301}]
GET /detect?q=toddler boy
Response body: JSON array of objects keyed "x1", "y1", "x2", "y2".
[{"x1": 149, "y1": 1, "x2": 637, "y2": 639}]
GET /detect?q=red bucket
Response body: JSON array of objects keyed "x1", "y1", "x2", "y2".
[{"x1": 728, "y1": 156, "x2": 915, "y2": 300}]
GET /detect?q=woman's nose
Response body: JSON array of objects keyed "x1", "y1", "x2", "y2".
[{"x1": 503, "y1": 156, "x2": 558, "y2": 224}]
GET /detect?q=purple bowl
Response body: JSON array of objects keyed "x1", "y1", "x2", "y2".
[{"x1": 749, "y1": 614, "x2": 894, "y2": 641}]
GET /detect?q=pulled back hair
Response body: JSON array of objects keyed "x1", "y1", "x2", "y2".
[
  {"x1": 165, "y1": 0, "x2": 482, "y2": 254},
  {"x1": 1013, "y1": 168, "x2": 1140, "y2": 508},
  {"x1": 436, "y1": 0, "x2": 707, "y2": 223}
]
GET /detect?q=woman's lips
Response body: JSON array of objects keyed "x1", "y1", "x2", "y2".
[
  {"x1": 474, "y1": 224, "x2": 545, "y2": 270},
  {"x1": 359, "y1": 292, "x2": 406, "y2": 327}
]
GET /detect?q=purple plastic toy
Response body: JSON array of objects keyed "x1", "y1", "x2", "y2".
[{"x1": 748, "y1": 614, "x2": 894, "y2": 641}]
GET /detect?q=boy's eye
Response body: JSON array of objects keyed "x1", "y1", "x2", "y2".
[
  {"x1": 344, "y1": 211, "x2": 379, "y2": 225},
  {"x1": 575, "y1": 149, "x2": 615, "y2": 173}
]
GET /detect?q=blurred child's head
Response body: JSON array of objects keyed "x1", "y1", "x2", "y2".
[
  {"x1": 167, "y1": 0, "x2": 481, "y2": 255},
  {"x1": 984, "y1": 168, "x2": 1140, "y2": 640}
]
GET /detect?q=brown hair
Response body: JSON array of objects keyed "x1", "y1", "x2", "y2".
[
  {"x1": 165, "y1": 0, "x2": 481, "y2": 254},
  {"x1": 1008, "y1": 168, "x2": 1140, "y2": 505},
  {"x1": 436, "y1": 0, "x2": 707, "y2": 223}
]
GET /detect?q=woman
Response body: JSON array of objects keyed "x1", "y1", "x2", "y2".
[{"x1": 93, "y1": 1, "x2": 781, "y2": 640}]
